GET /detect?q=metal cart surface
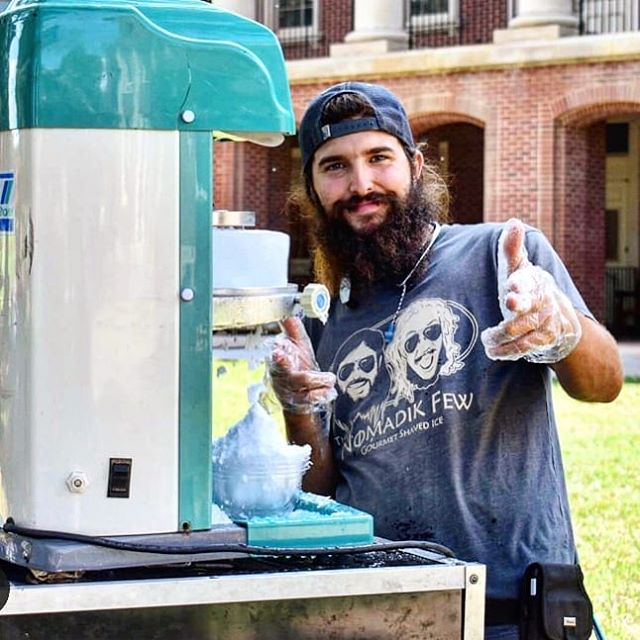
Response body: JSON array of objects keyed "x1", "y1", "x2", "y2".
[{"x1": 0, "y1": 548, "x2": 486, "y2": 639}]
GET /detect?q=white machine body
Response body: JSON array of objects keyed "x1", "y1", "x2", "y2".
[{"x1": 0, "y1": 129, "x2": 181, "y2": 535}]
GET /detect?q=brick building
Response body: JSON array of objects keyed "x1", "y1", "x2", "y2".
[{"x1": 213, "y1": 0, "x2": 640, "y2": 337}]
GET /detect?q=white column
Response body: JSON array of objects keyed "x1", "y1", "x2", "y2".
[
  {"x1": 331, "y1": 0, "x2": 408, "y2": 56},
  {"x1": 213, "y1": 0, "x2": 256, "y2": 20},
  {"x1": 509, "y1": 0, "x2": 578, "y2": 29},
  {"x1": 494, "y1": 0, "x2": 577, "y2": 42}
]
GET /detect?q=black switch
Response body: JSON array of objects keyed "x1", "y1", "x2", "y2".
[{"x1": 107, "y1": 458, "x2": 132, "y2": 498}]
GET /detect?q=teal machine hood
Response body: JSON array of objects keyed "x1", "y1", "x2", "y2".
[{"x1": 0, "y1": 0, "x2": 295, "y2": 134}]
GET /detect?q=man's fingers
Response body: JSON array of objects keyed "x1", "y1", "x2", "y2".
[
  {"x1": 270, "y1": 318, "x2": 336, "y2": 413},
  {"x1": 281, "y1": 316, "x2": 315, "y2": 355},
  {"x1": 484, "y1": 330, "x2": 555, "y2": 359},
  {"x1": 281, "y1": 316, "x2": 305, "y2": 340},
  {"x1": 504, "y1": 290, "x2": 534, "y2": 315},
  {"x1": 500, "y1": 218, "x2": 529, "y2": 276},
  {"x1": 504, "y1": 265, "x2": 556, "y2": 315},
  {"x1": 272, "y1": 316, "x2": 318, "y2": 371},
  {"x1": 481, "y1": 311, "x2": 561, "y2": 359},
  {"x1": 281, "y1": 370, "x2": 336, "y2": 392},
  {"x1": 485, "y1": 305, "x2": 555, "y2": 340},
  {"x1": 271, "y1": 349, "x2": 293, "y2": 372}
]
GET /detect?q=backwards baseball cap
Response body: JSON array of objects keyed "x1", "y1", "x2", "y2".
[{"x1": 299, "y1": 81, "x2": 416, "y2": 172}]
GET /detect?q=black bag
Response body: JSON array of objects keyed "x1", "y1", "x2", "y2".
[{"x1": 520, "y1": 563, "x2": 593, "y2": 640}]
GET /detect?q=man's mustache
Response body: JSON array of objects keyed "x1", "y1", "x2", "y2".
[{"x1": 331, "y1": 192, "x2": 393, "y2": 217}]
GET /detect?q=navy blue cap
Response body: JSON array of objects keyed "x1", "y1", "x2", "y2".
[{"x1": 299, "y1": 82, "x2": 416, "y2": 172}]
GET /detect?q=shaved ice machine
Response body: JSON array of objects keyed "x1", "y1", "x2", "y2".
[
  {"x1": 0, "y1": 1, "x2": 485, "y2": 637},
  {"x1": 0, "y1": 0, "x2": 303, "y2": 543}
]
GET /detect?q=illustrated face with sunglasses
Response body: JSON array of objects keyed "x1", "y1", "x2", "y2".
[
  {"x1": 402, "y1": 314, "x2": 444, "y2": 382},
  {"x1": 337, "y1": 341, "x2": 380, "y2": 401}
]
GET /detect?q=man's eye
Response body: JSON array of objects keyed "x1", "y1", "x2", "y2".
[
  {"x1": 370, "y1": 154, "x2": 388, "y2": 163},
  {"x1": 324, "y1": 162, "x2": 344, "y2": 172}
]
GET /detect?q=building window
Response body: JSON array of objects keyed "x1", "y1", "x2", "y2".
[
  {"x1": 279, "y1": 0, "x2": 312, "y2": 29},
  {"x1": 606, "y1": 122, "x2": 629, "y2": 154},
  {"x1": 409, "y1": 0, "x2": 459, "y2": 28},
  {"x1": 272, "y1": 0, "x2": 319, "y2": 41}
]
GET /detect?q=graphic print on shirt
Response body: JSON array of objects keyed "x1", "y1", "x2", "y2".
[
  {"x1": 330, "y1": 298, "x2": 478, "y2": 459},
  {"x1": 332, "y1": 328, "x2": 390, "y2": 457}
]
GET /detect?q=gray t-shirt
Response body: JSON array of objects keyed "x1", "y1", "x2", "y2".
[{"x1": 307, "y1": 223, "x2": 588, "y2": 614}]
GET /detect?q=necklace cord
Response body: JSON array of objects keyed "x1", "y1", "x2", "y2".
[{"x1": 384, "y1": 223, "x2": 440, "y2": 342}]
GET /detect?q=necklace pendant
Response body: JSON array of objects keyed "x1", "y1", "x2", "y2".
[
  {"x1": 384, "y1": 323, "x2": 395, "y2": 344},
  {"x1": 339, "y1": 277, "x2": 351, "y2": 304}
]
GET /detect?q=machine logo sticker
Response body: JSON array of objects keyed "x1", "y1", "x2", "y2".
[{"x1": 0, "y1": 171, "x2": 15, "y2": 234}]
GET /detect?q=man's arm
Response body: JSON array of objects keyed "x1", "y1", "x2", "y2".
[
  {"x1": 552, "y1": 314, "x2": 623, "y2": 402},
  {"x1": 269, "y1": 317, "x2": 339, "y2": 495},
  {"x1": 285, "y1": 412, "x2": 337, "y2": 496}
]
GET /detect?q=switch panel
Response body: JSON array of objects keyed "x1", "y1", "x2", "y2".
[{"x1": 107, "y1": 458, "x2": 132, "y2": 498}]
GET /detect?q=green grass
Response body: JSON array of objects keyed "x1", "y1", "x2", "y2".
[
  {"x1": 553, "y1": 380, "x2": 640, "y2": 640},
  {"x1": 212, "y1": 358, "x2": 286, "y2": 438},
  {"x1": 212, "y1": 358, "x2": 267, "y2": 438},
  {"x1": 213, "y1": 361, "x2": 639, "y2": 639}
]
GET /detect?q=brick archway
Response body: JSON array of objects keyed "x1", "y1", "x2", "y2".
[
  {"x1": 403, "y1": 93, "x2": 491, "y2": 223},
  {"x1": 548, "y1": 85, "x2": 640, "y2": 320},
  {"x1": 411, "y1": 111, "x2": 484, "y2": 132},
  {"x1": 549, "y1": 84, "x2": 640, "y2": 122},
  {"x1": 411, "y1": 115, "x2": 485, "y2": 224},
  {"x1": 403, "y1": 92, "x2": 491, "y2": 126}
]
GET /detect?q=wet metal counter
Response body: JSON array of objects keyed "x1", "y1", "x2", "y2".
[{"x1": 0, "y1": 546, "x2": 485, "y2": 639}]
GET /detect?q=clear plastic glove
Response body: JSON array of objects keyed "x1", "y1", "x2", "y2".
[
  {"x1": 268, "y1": 316, "x2": 337, "y2": 414},
  {"x1": 481, "y1": 218, "x2": 582, "y2": 364}
]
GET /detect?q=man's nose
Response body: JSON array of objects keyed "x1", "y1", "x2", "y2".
[{"x1": 349, "y1": 162, "x2": 374, "y2": 195}]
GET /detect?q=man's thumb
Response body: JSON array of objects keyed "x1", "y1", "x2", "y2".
[
  {"x1": 499, "y1": 218, "x2": 528, "y2": 276},
  {"x1": 281, "y1": 316, "x2": 306, "y2": 342},
  {"x1": 496, "y1": 218, "x2": 529, "y2": 319}
]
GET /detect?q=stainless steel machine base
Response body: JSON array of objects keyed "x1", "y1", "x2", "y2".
[{"x1": 0, "y1": 549, "x2": 486, "y2": 639}]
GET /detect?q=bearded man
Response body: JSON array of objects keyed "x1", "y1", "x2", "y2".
[{"x1": 270, "y1": 82, "x2": 622, "y2": 640}]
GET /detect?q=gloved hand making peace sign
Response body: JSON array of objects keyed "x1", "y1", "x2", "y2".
[{"x1": 481, "y1": 218, "x2": 582, "y2": 364}]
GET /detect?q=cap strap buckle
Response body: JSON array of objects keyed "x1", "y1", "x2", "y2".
[{"x1": 320, "y1": 117, "x2": 380, "y2": 141}]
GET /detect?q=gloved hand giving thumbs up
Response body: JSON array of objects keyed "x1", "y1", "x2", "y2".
[{"x1": 480, "y1": 218, "x2": 582, "y2": 364}]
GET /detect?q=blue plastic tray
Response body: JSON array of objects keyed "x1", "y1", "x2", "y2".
[{"x1": 245, "y1": 492, "x2": 374, "y2": 548}]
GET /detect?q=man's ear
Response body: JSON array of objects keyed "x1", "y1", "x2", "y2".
[{"x1": 413, "y1": 149, "x2": 424, "y2": 180}]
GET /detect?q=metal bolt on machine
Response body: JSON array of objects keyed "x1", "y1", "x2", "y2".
[{"x1": 0, "y1": 1, "x2": 485, "y2": 637}]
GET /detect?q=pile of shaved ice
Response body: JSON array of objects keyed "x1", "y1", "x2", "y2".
[{"x1": 212, "y1": 384, "x2": 311, "y2": 521}]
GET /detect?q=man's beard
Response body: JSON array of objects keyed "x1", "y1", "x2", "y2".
[{"x1": 314, "y1": 181, "x2": 436, "y2": 302}]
